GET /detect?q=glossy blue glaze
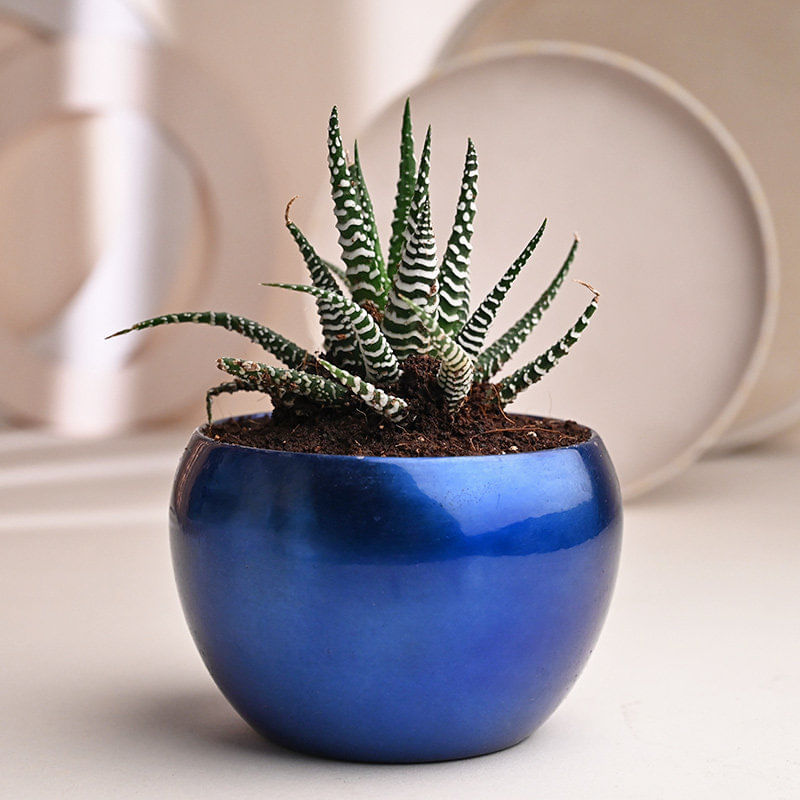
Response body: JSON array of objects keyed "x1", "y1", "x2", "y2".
[{"x1": 170, "y1": 415, "x2": 622, "y2": 763}]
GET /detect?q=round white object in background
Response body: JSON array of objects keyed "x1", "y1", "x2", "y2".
[
  {"x1": 341, "y1": 43, "x2": 777, "y2": 498},
  {"x1": 0, "y1": 39, "x2": 280, "y2": 434},
  {"x1": 437, "y1": 0, "x2": 800, "y2": 447}
]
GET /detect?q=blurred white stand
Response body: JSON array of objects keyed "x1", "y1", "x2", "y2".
[{"x1": 1, "y1": 426, "x2": 798, "y2": 798}]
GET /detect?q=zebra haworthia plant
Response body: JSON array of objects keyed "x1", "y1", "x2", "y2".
[{"x1": 107, "y1": 102, "x2": 599, "y2": 425}]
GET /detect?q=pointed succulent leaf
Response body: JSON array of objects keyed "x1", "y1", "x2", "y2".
[
  {"x1": 495, "y1": 285, "x2": 599, "y2": 406},
  {"x1": 327, "y1": 106, "x2": 382, "y2": 306},
  {"x1": 265, "y1": 283, "x2": 400, "y2": 384},
  {"x1": 285, "y1": 197, "x2": 341, "y2": 295},
  {"x1": 318, "y1": 358, "x2": 408, "y2": 421},
  {"x1": 321, "y1": 257, "x2": 348, "y2": 285},
  {"x1": 205, "y1": 379, "x2": 262, "y2": 424},
  {"x1": 106, "y1": 311, "x2": 310, "y2": 370},
  {"x1": 284, "y1": 198, "x2": 360, "y2": 371},
  {"x1": 400, "y1": 295, "x2": 474, "y2": 413},
  {"x1": 352, "y1": 141, "x2": 388, "y2": 299},
  {"x1": 382, "y1": 197, "x2": 439, "y2": 359},
  {"x1": 217, "y1": 357, "x2": 348, "y2": 405},
  {"x1": 475, "y1": 235, "x2": 579, "y2": 381},
  {"x1": 457, "y1": 218, "x2": 547, "y2": 358},
  {"x1": 438, "y1": 139, "x2": 478, "y2": 335},
  {"x1": 387, "y1": 98, "x2": 416, "y2": 279},
  {"x1": 404, "y1": 125, "x2": 432, "y2": 250}
]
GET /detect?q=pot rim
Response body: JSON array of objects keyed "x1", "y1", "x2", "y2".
[{"x1": 194, "y1": 412, "x2": 601, "y2": 464}]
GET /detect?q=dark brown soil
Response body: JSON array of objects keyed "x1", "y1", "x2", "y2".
[{"x1": 204, "y1": 355, "x2": 590, "y2": 457}]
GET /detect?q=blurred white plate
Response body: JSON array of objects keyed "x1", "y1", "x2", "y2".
[
  {"x1": 315, "y1": 43, "x2": 776, "y2": 497},
  {"x1": 437, "y1": 0, "x2": 800, "y2": 448}
]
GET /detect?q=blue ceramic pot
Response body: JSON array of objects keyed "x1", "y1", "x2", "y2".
[{"x1": 171, "y1": 415, "x2": 622, "y2": 763}]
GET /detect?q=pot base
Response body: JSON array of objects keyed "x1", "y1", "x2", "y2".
[{"x1": 254, "y1": 726, "x2": 535, "y2": 764}]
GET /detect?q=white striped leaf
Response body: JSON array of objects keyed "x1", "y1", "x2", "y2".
[
  {"x1": 438, "y1": 139, "x2": 478, "y2": 335},
  {"x1": 284, "y1": 198, "x2": 361, "y2": 372},
  {"x1": 387, "y1": 99, "x2": 416, "y2": 280},
  {"x1": 216, "y1": 357, "x2": 348, "y2": 405},
  {"x1": 382, "y1": 196, "x2": 439, "y2": 358},
  {"x1": 404, "y1": 124, "x2": 432, "y2": 251},
  {"x1": 318, "y1": 358, "x2": 408, "y2": 421},
  {"x1": 327, "y1": 107, "x2": 382, "y2": 306},
  {"x1": 475, "y1": 235, "x2": 579, "y2": 381},
  {"x1": 400, "y1": 295, "x2": 475, "y2": 413},
  {"x1": 106, "y1": 311, "x2": 310, "y2": 370},
  {"x1": 352, "y1": 141, "x2": 389, "y2": 301},
  {"x1": 496, "y1": 287, "x2": 599, "y2": 406},
  {"x1": 456, "y1": 218, "x2": 547, "y2": 357},
  {"x1": 265, "y1": 283, "x2": 400, "y2": 384},
  {"x1": 321, "y1": 257, "x2": 348, "y2": 285}
]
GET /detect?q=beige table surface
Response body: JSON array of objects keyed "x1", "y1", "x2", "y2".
[{"x1": 2, "y1": 424, "x2": 799, "y2": 799}]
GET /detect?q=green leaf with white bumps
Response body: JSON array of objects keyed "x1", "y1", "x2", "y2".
[
  {"x1": 352, "y1": 141, "x2": 388, "y2": 300},
  {"x1": 387, "y1": 99, "x2": 416, "y2": 280},
  {"x1": 475, "y1": 235, "x2": 579, "y2": 381},
  {"x1": 320, "y1": 257, "x2": 348, "y2": 286},
  {"x1": 457, "y1": 219, "x2": 547, "y2": 358},
  {"x1": 285, "y1": 198, "x2": 341, "y2": 296},
  {"x1": 405, "y1": 124, "x2": 432, "y2": 251},
  {"x1": 205, "y1": 379, "x2": 262, "y2": 424},
  {"x1": 382, "y1": 196, "x2": 439, "y2": 359},
  {"x1": 264, "y1": 283, "x2": 400, "y2": 384},
  {"x1": 327, "y1": 107, "x2": 382, "y2": 306},
  {"x1": 106, "y1": 311, "x2": 310, "y2": 370},
  {"x1": 495, "y1": 286, "x2": 599, "y2": 406},
  {"x1": 284, "y1": 198, "x2": 361, "y2": 372},
  {"x1": 400, "y1": 295, "x2": 474, "y2": 413},
  {"x1": 318, "y1": 358, "x2": 408, "y2": 421},
  {"x1": 217, "y1": 357, "x2": 348, "y2": 405},
  {"x1": 438, "y1": 139, "x2": 478, "y2": 335}
]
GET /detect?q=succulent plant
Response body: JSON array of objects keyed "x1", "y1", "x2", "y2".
[{"x1": 108, "y1": 102, "x2": 598, "y2": 425}]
